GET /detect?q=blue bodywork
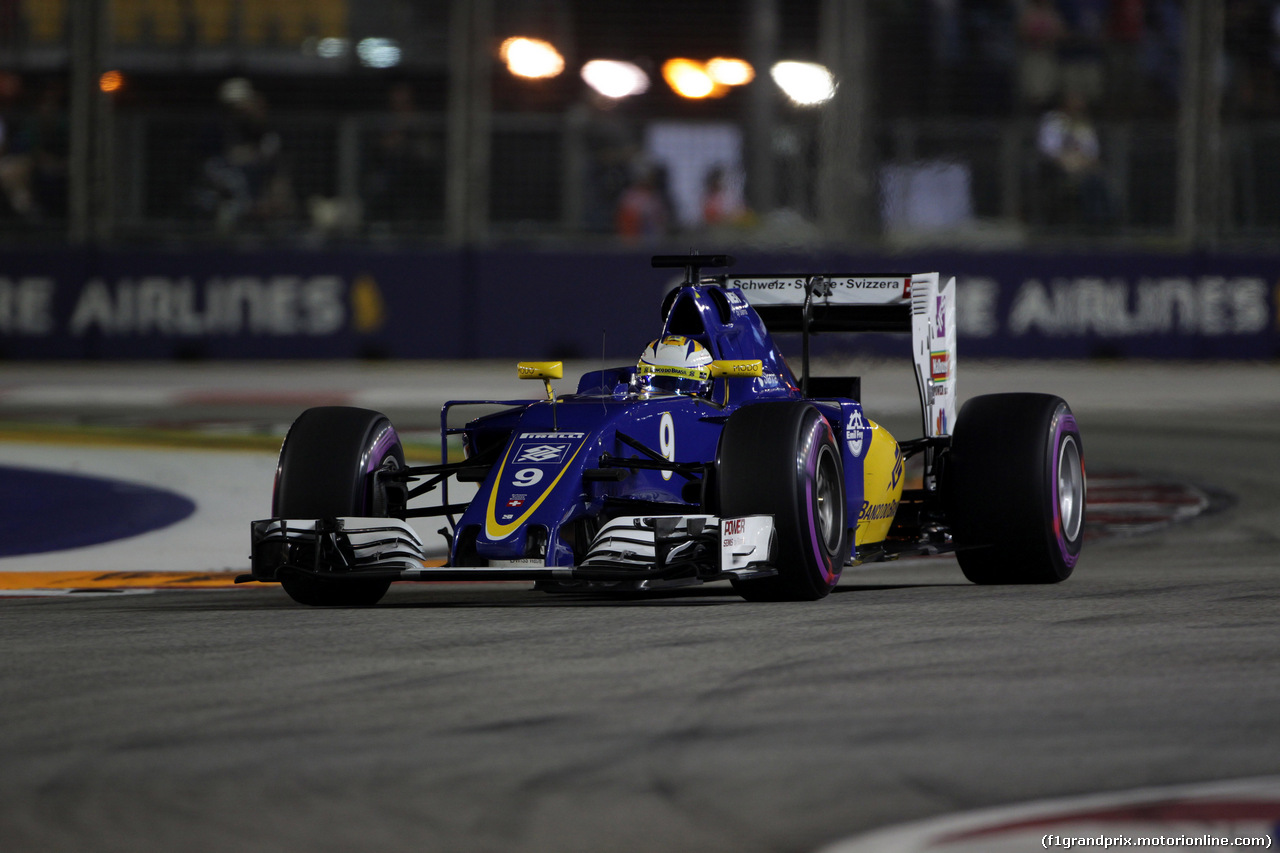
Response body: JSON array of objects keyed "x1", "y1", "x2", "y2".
[{"x1": 443, "y1": 281, "x2": 872, "y2": 568}]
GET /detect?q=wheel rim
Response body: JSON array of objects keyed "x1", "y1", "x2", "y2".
[
  {"x1": 369, "y1": 455, "x2": 402, "y2": 517},
  {"x1": 815, "y1": 444, "x2": 842, "y2": 553},
  {"x1": 1057, "y1": 434, "x2": 1084, "y2": 542}
]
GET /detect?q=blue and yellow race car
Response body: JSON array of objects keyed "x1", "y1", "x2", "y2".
[{"x1": 246, "y1": 254, "x2": 1085, "y2": 605}]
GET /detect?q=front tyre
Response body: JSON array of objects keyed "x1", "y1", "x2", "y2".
[
  {"x1": 945, "y1": 393, "x2": 1085, "y2": 584},
  {"x1": 718, "y1": 402, "x2": 848, "y2": 601},
  {"x1": 273, "y1": 406, "x2": 406, "y2": 606}
]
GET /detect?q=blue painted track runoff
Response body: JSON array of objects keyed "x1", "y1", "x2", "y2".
[{"x1": 0, "y1": 465, "x2": 196, "y2": 557}]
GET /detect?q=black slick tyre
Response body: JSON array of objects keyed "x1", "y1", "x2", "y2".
[
  {"x1": 717, "y1": 402, "x2": 847, "y2": 601},
  {"x1": 273, "y1": 406, "x2": 406, "y2": 606},
  {"x1": 945, "y1": 393, "x2": 1085, "y2": 584}
]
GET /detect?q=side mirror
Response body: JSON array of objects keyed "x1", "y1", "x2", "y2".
[
  {"x1": 517, "y1": 361, "x2": 563, "y2": 401},
  {"x1": 710, "y1": 360, "x2": 764, "y2": 379},
  {"x1": 517, "y1": 361, "x2": 563, "y2": 380}
]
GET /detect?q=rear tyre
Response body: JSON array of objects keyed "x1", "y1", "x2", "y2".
[
  {"x1": 718, "y1": 402, "x2": 847, "y2": 601},
  {"x1": 273, "y1": 406, "x2": 405, "y2": 606},
  {"x1": 945, "y1": 393, "x2": 1084, "y2": 584}
]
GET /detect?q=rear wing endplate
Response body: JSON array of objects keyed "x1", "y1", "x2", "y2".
[{"x1": 720, "y1": 273, "x2": 957, "y2": 438}]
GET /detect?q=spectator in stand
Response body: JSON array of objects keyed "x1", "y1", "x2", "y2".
[
  {"x1": 1225, "y1": 0, "x2": 1277, "y2": 116},
  {"x1": 0, "y1": 71, "x2": 31, "y2": 219},
  {"x1": 1107, "y1": 0, "x2": 1145, "y2": 112},
  {"x1": 363, "y1": 82, "x2": 441, "y2": 225},
  {"x1": 1141, "y1": 0, "x2": 1182, "y2": 107},
  {"x1": 702, "y1": 165, "x2": 737, "y2": 226},
  {"x1": 1058, "y1": 0, "x2": 1108, "y2": 105},
  {"x1": 0, "y1": 81, "x2": 70, "y2": 221},
  {"x1": 1037, "y1": 89, "x2": 1112, "y2": 226},
  {"x1": 1017, "y1": 0, "x2": 1067, "y2": 109},
  {"x1": 615, "y1": 165, "x2": 669, "y2": 244},
  {"x1": 194, "y1": 77, "x2": 295, "y2": 232}
]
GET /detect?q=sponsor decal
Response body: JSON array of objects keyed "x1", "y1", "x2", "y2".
[
  {"x1": 936, "y1": 409, "x2": 948, "y2": 436},
  {"x1": 0, "y1": 277, "x2": 55, "y2": 335},
  {"x1": 724, "y1": 518, "x2": 746, "y2": 536},
  {"x1": 833, "y1": 277, "x2": 905, "y2": 291},
  {"x1": 486, "y1": 438, "x2": 588, "y2": 540},
  {"x1": 65, "y1": 275, "x2": 346, "y2": 337},
  {"x1": 1008, "y1": 276, "x2": 1269, "y2": 337},
  {"x1": 958, "y1": 276, "x2": 998, "y2": 337},
  {"x1": 641, "y1": 363, "x2": 705, "y2": 379},
  {"x1": 731, "y1": 277, "x2": 910, "y2": 294},
  {"x1": 846, "y1": 409, "x2": 866, "y2": 458},
  {"x1": 732, "y1": 278, "x2": 806, "y2": 291},
  {"x1": 859, "y1": 500, "x2": 899, "y2": 522},
  {"x1": 513, "y1": 442, "x2": 572, "y2": 465},
  {"x1": 935, "y1": 293, "x2": 947, "y2": 336},
  {"x1": 955, "y1": 274, "x2": 1277, "y2": 344},
  {"x1": 519, "y1": 431, "x2": 586, "y2": 439},
  {"x1": 930, "y1": 350, "x2": 950, "y2": 382},
  {"x1": 891, "y1": 448, "x2": 903, "y2": 489}
]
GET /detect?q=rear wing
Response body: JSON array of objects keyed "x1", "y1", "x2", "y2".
[{"x1": 719, "y1": 273, "x2": 957, "y2": 438}]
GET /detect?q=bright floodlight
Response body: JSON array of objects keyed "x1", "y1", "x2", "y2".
[
  {"x1": 771, "y1": 61, "x2": 836, "y2": 106},
  {"x1": 317, "y1": 37, "x2": 349, "y2": 59},
  {"x1": 501, "y1": 37, "x2": 565, "y2": 79},
  {"x1": 357, "y1": 37, "x2": 401, "y2": 68},
  {"x1": 662, "y1": 58, "x2": 716, "y2": 99},
  {"x1": 581, "y1": 60, "x2": 650, "y2": 98},
  {"x1": 706, "y1": 58, "x2": 754, "y2": 87}
]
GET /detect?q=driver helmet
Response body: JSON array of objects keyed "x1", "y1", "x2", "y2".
[{"x1": 635, "y1": 335, "x2": 713, "y2": 398}]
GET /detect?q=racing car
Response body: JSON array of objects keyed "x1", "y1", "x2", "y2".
[{"x1": 244, "y1": 254, "x2": 1085, "y2": 605}]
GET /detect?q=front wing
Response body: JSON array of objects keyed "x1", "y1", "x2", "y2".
[{"x1": 244, "y1": 514, "x2": 778, "y2": 590}]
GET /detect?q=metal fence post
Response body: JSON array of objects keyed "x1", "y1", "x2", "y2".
[
  {"x1": 69, "y1": 0, "x2": 112, "y2": 244},
  {"x1": 746, "y1": 0, "x2": 778, "y2": 215},
  {"x1": 1177, "y1": 0, "x2": 1224, "y2": 247},
  {"x1": 817, "y1": 0, "x2": 872, "y2": 244},
  {"x1": 446, "y1": 0, "x2": 492, "y2": 245}
]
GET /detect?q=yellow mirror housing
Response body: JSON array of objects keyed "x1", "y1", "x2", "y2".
[
  {"x1": 710, "y1": 360, "x2": 764, "y2": 379},
  {"x1": 518, "y1": 361, "x2": 562, "y2": 403},
  {"x1": 517, "y1": 361, "x2": 563, "y2": 380}
]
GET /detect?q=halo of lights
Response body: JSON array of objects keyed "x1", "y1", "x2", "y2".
[
  {"x1": 662, "y1": 58, "x2": 717, "y2": 99},
  {"x1": 99, "y1": 70, "x2": 124, "y2": 94},
  {"x1": 501, "y1": 37, "x2": 565, "y2": 79},
  {"x1": 357, "y1": 37, "x2": 401, "y2": 69},
  {"x1": 316, "y1": 37, "x2": 349, "y2": 59},
  {"x1": 706, "y1": 58, "x2": 754, "y2": 87},
  {"x1": 581, "y1": 60, "x2": 650, "y2": 99},
  {"x1": 770, "y1": 61, "x2": 836, "y2": 106}
]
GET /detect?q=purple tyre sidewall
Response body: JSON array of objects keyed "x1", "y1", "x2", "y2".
[
  {"x1": 803, "y1": 414, "x2": 844, "y2": 588},
  {"x1": 1051, "y1": 410, "x2": 1083, "y2": 569}
]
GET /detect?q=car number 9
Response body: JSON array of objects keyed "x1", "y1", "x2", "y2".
[
  {"x1": 513, "y1": 468, "x2": 544, "y2": 487},
  {"x1": 660, "y1": 412, "x2": 675, "y2": 481}
]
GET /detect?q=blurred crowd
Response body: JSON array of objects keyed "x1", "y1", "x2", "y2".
[
  {"x1": 891, "y1": 0, "x2": 1280, "y2": 119},
  {"x1": 1, "y1": 0, "x2": 1279, "y2": 241}
]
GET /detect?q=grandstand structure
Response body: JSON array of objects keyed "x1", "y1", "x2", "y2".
[{"x1": 0, "y1": 1, "x2": 1266, "y2": 249}]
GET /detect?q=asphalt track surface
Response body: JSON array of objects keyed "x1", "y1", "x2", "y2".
[{"x1": 2, "y1": 362, "x2": 1279, "y2": 853}]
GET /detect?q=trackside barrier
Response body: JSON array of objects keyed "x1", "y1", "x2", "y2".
[{"x1": 0, "y1": 248, "x2": 1277, "y2": 360}]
